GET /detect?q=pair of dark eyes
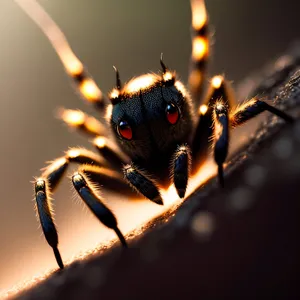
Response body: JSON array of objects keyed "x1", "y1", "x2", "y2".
[{"x1": 117, "y1": 103, "x2": 180, "y2": 140}]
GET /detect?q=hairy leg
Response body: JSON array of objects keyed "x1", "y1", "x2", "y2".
[
  {"x1": 72, "y1": 172, "x2": 127, "y2": 248},
  {"x1": 171, "y1": 145, "x2": 191, "y2": 198},
  {"x1": 188, "y1": 0, "x2": 210, "y2": 108},
  {"x1": 58, "y1": 108, "x2": 107, "y2": 137},
  {"x1": 15, "y1": 0, "x2": 107, "y2": 113},
  {"x1": 123, "y1": 163, "x2": 163, "y2": 205}
]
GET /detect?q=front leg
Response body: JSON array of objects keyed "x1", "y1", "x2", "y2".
[
  {"x1": 212, "y1": 102, "x2": 229, "y2": 188},
  {"x1": 123, "y1": 164, "x2": 163, "y2": 205},
  {"x1": 212, "y1": 98, "x2": 294, "y2": 188},
  {"x1": 192, "y1": 75, "x2": 235, "y2": 169},
  {"x1": 171, "y1": 145, "x2": 192, "y2": 198},
  {"x1": 72, "y1": 172, "x2": 127, "y2": 248}
]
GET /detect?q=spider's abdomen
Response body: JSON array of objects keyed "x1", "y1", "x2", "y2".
[{"x1": 109, "y1": 73, "x2": 195, "y2": 180}]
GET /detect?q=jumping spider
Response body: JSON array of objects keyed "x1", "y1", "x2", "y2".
[{"x1": 17, "y1": 0, "x2": 293, "y2": 269}]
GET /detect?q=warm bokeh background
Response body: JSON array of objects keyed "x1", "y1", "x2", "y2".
[{"x1": 1, "y1": 0, "x2": 300, "y2": 292}]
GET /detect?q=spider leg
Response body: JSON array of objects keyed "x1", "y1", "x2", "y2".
[
  {"x1": 34, "y1": 167, "x2": 129, "y2": 269},
  {"x1": 171, "y1": 145, "x2": 191, "y2": 198},
  {"x1": 43, "y1": 143, "x2": 128, "y2": 194},
  {"x1": 41, "y1": 148, "x2": 106, "y2": 192},
  {"x1": 188, "y1": 0, "x2": 209, "y2": 107},
  {"x1": 230, "y1": 99, "x2": 294, "y2": 127},
  {"x1": 35, "y1": 148, "x2": 132, "y2": 268},
  {"x1": 192, "y1": 74, "x2": 293, "y2": 185},
  {"x1": 211, "y1": 92, "x2": 293, "y2": 187},
  {"x1": 78, "y1": 165, "x2": 135, "y2": 197},
  {"x1": 15, "y1": 0, "x2": 107, "y2": 113},
  {"x1": 93, "y1": 137, "x2": 129, "y2": 172},
  {"x1": 123, "y1": 164, "x2": 163, "y2": 205},
  {"x1": 58, "y1": 108, "x2": 106, "y2": 138},
  {"x1": 212, "y1": 98, "x2": 294, "y2": 187},
  {"x1": 34, "y1": 179, "x2": 64, "y2": 269},
  {"x1": 192, "y1": 75, "x2": 234, "y2": 169},
  {"x1": 212, "y1": 101, "x2": 230, "y2": 188},
  {"x1": 55, "y1": 108, "x2": 129, "y2": 172},
  {"x1": 72, "y1": 172, "x2": 127, "y2": 248}
]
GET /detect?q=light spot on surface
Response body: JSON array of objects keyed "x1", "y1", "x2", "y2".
[
  {"x1": 229, "y1": 187, "x2": 254, "y2": 212},
  {"x1": 191, "y1": 211, "x2": 215, "y2": 241}
]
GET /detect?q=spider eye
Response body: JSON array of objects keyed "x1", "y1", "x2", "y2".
[
  {"x1": 166, "y1": 103, "x2": 179, "y2": 124},
  {"x1": 117, "y1": 120, "x2": 133, "y2": 140}
]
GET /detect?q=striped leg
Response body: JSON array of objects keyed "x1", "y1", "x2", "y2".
[
  {"x1": 192, "y1": 75, "x2": 235, "y2": 170},
  {"x1": 230, "y1": 99, "x2": 294, "y2": 128},
  {"x1": 15, "y1": 0, "x2": 107, "y2": 112},
  {"x1": 212, "y1": 101, "x2": 230, "y2": 188},
  {"x1": 193, "y1": 74, "x2": 294, "y2": 186},
  {"x1": 72, "y1": 172, "x2": 127, "y2": 248},
  {"x1": 41, "y1": 142, "x2": 128, "y2": 194},
  {"x1": 172, "y1": 145, "x2": 191, "y2": 198},
  {"x1": 212, "y1": 98, "x2": 294, "y2": 187},
  {"x1": 93, "y1": 136, "x2": 129, "y2": 172},
  {"x1": 123, "y1": 164, "x2": 164, "y2": 205},
  {"x1": 34, "y1": 165, "x2": 130, "y2": 269},
  {"x1": 188, "y1": 0, "x2": 210, "y2": 107},
  {"x1": 34, "y1": 146, "x2": 132, "y2": 268},
  {"x1": 59, "y1": 108, "x2": 106, "y2": 137},
  {"x1": 35, "y1": 179, "x2": 64, "y2": 269},
  {"x1": 41, "y1": 148, "x2": 106, "y2": 191},
  {"x1": 78, "y1": 164, "x2": 134, "y2": 197}
]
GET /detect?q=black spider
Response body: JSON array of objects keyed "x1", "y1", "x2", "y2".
[{"x1": 17, "y1": 0, "x2": 293, "y2": 269}]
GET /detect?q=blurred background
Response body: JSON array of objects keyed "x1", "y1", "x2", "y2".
[{"x1": 0, "y1": 0, "x2": 300, "y2": 293}]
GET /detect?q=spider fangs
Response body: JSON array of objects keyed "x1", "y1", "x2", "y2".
[{"x1": 16, "y1": 0, "x2": 294, "y2": 269}]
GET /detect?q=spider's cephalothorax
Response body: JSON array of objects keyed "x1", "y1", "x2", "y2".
[
  {"x1": 16, "y1": 0, "x2": 294, "y2": 269},
  {"x1": 109, "y1": 67, "x2": 195, "y2": 185}
]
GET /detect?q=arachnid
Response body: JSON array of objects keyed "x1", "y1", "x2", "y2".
[{"x1": 16, "y1": 0, "x2": 294, "y2": 270}]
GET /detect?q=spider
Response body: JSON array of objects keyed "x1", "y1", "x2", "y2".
[{"x1": 16, "y1": 0, "x2": 294, "y2": 270}]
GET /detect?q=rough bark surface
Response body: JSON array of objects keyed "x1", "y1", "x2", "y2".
[{"x1": 11, "y1": 46, "x2": 300, "y2": 300}]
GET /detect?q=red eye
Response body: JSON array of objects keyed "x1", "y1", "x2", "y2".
[
  {"x1": 117, "y1": 120, "x2": 132, "y2": 140},
  {"x1": 166, "y1": 103, "x2": 179, "y2": 124}
]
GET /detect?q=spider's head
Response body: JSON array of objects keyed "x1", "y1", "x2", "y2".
[{"x1": 107, "y1": 60, "x2": 194, "y2": 161}]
